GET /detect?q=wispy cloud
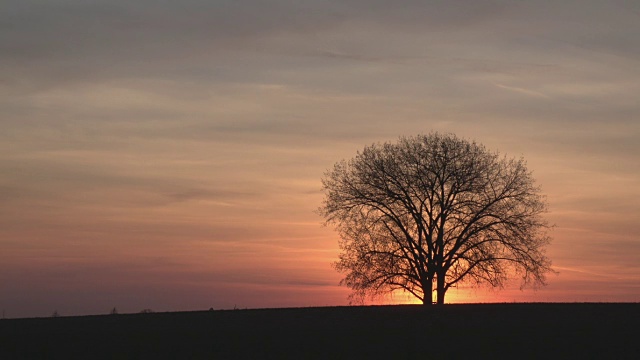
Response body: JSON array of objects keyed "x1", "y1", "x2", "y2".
[{"x1": 494, "y1": 83, "x2": 550, "y2": 98}]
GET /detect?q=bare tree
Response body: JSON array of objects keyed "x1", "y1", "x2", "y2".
[{"x1": 320, "y1": 133, "x2": 553, "y2": 305}]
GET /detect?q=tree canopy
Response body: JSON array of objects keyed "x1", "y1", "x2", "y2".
[{"x1": 320, "y1": 133, "x2": 552, "y2": 305}]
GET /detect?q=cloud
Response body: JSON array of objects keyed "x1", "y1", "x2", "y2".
[{"x1": 495, "y1": 84, "x2": 550, "y2": 99}]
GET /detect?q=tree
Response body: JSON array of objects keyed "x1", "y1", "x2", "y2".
[{"x1": 319, "y1": 133, "x2": 552, "y2": 305}]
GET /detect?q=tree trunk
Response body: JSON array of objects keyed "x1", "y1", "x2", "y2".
[
  {"x1": 421, "y1": 278, "x2": 433, "y2": 305},
  {"x1": 436, "y1": 272, "x2": 446, "y2": 305}
]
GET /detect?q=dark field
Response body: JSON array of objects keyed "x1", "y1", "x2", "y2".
[{"x1": 1, "y1": 303, "x2": 638, "y2": 359}]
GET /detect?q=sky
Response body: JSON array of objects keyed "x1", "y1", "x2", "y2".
[{"x1": 1, "y1": 0, "x2": 639, "y2": 318}]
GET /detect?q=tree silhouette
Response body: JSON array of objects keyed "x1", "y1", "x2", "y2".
[{"x1": 320, "y1": 133, "x2": 553, "y2": 305}]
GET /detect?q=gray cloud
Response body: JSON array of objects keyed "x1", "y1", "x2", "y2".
[{"x1": 3, "y1": 0, "x2": 635, "y2": 89}]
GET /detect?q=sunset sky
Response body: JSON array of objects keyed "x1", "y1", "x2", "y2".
[{"x1": 2, "y1": 0, "x2": 639, "y2": 317}]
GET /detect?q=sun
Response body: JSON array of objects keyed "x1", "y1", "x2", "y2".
[
  {"x1": 385, "y1": 290, "x2": 425, "y2": 305},
  {"x1": 384, "y1": 288, "x2": 474, "y2": 305}
]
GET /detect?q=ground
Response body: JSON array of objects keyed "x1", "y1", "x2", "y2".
[{"x1": 1, "y1": 303, "x2": 638, "y2": 359}]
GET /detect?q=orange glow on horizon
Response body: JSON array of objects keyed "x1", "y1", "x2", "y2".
[{"x1": 383, "y1": 287, "x2": 505, "y2": 305}]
